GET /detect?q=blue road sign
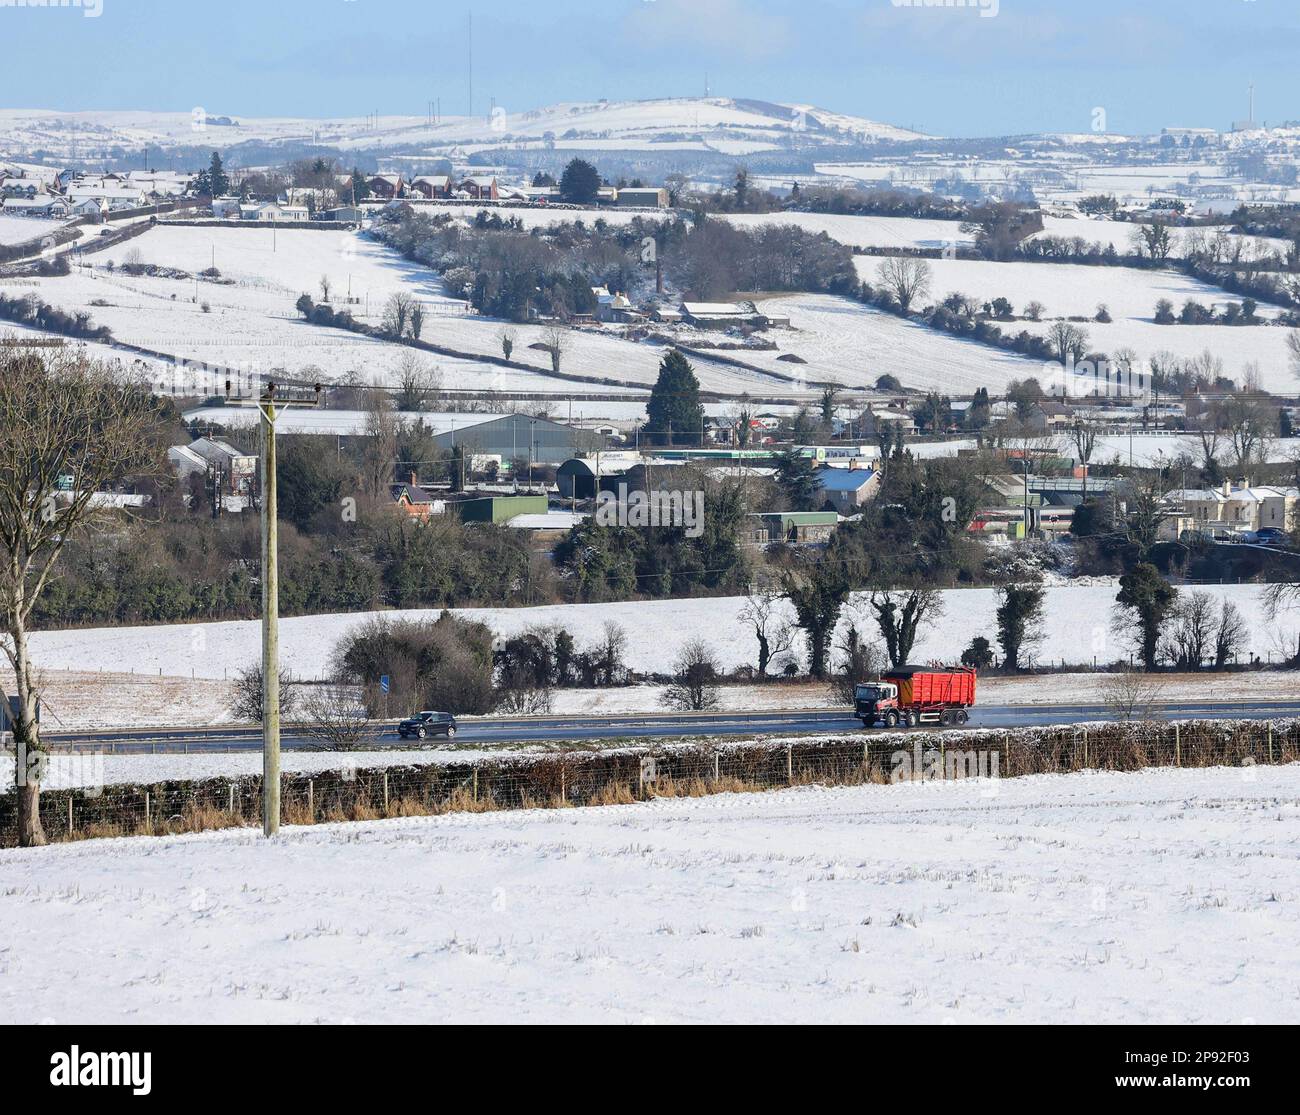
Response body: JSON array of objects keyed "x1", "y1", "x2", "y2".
[{"x1": 379, "y1": 676, "x2": 390, "y2": 695}]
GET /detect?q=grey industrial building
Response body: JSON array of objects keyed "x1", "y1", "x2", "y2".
[{"x1": 432, "y1": 413, "x2": 605, "y2": 466}]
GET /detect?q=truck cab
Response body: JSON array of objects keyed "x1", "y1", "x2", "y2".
[{"x1": 855, "y1": 682, "x2": 901, "y2": 728}]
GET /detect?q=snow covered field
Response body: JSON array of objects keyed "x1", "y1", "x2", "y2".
[
  {"x1": 26, "y1": 583, "x2": 1294, "y2": 686},
  {"x1": 911, "y1": 258, "x2": 1287, "y2": 321},
  {"x1": 2, "y1": 764, "x2": 1296, "y2": 1024},
  {"x1": 23, "y1": 225, "x2": 799, "y2": 396},
  {"x1": 749, "y1": 293, "x2": 1041, "y2": 393},
  {"x1": 723, "y1": 211, "x2": 973, "y2": 252},
  {"x1": 0, "y1": 214, "x2": 66, "y2": 246}
]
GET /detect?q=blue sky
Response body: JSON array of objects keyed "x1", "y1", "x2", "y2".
[{"x1": 2, "y1": 0, "x2": 1296, "y2": 136}]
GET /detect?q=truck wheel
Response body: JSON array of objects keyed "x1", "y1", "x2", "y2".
[
  {"x1": 902, "y1": 711, "x2": 915, "y2": 729},
  {"x1": 940, "y1": 710, "x2": 953, "y2": 728},
  {"x1": 884, "y1": 711, "x2": 899, "y2": 729},
  {"x1": 957, "y1": 709, "x2": 969, "y2": 725}
]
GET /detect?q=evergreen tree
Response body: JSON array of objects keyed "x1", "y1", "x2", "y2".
[
  {"x1": 559, "y1": 159, "x2": 600, "y2": 205},
  {"x1": 349, "y1": 168, "x2": 371, "y2": 202},
  {"x1": 995, "y1": 582, "x2": 1045, "y2": 671},
  {"x1": 207, "y1": 152, "x2": 229, "y2": 197},
  {"x1": 645, "y1": 350, "x2": 704, "y2": 445},
  {"x1": 1116, "y1": 563, "x2": 1177, "y2": 670},
  {"x1": 774, "y1": 447, "x2": 820, "y2": 511}
]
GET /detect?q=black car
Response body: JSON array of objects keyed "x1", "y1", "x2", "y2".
[
  {"x1": 1255, "y1": 527, "x2": 1287, "y2": 546},
  {"x1": 397, "y1": 711, "x2": 458, "y2": 740}
]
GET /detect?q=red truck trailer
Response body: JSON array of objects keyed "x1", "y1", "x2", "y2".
[{"x1": 853, "y1": 666, "x2": 976, "y2": 729}]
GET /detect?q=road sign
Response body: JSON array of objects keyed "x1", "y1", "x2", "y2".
[{"x1": 379, "y1": 676, "x2": 390, "y2": 695}]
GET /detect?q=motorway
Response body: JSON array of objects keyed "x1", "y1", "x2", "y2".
[{"x1": 42, "y1": 700, "x2": 1300, "y2": 754}]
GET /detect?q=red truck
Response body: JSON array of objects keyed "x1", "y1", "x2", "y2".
[{"x1": 853, "y1": 666, "x2": 976, "y2": 729}]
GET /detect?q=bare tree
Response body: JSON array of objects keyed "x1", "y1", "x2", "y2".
[
  {"x1": 1213, "y1": 599, "x2": 1248, "y2": 668},
  {"x1": 1222, "y1": 394, "x2": 1274, "y2": 470},
  {"x1": 831, "y1": 625, "x2": 886, "y2": 705},
  {"x1": 1101, "y1": 669, "x2": 1165, "y2": 722},
  {"x1": 231, "y1": 663, "x2": 300, "y2": 723},
  {"x1": 1121, "y1": 470, "x2": 1174, "y2": 558},
  {"x1": 382, "y1": 291, "x2": 415, "y2": 338},
  {"x1": 393, "y1": 352, "x2": 441, "y2": 412},
  {"x1": 598, "y1": 621, "x2": 628, "y2": 687},
  {"x1": 1062, "y1": 420, "x2": 1099, "y2": 499},
  {"x1": 1047, "y1": 321, "x2": 1090, "y2": 365},
  {"x1": 361, "y1": 386, "x2": 399, "y2": 499},
  {"x1": 300, "y1": 682, "x2": 376, "y2": 750},
  {"x1": 542, "y1": 326, "x2": 569, "y2": 374},
  {"x1": 0, "y1": 345, "x2": 164, "y2": 845},
  {"x1": 739, "y1": 585, "x2": 796, "y2": 677},
  {"x1": 868, "y1": 588, "x2": 945, "y2": 668},
  {"x1": 1287, "y1": 330, "x2": 1300, "y2": 383},
  {"x1": 876, "y1": 257, "x2": 931, "y2": 314},
  {"x1": 319, "y1": 275, "x2": 332, "y2": 303},
  {"x1": 1164, "y1": 591, "x2": 1215, "y2": 670},
  {"x1": 664, "y1": 639, "x2": 721, "y2": 711}
]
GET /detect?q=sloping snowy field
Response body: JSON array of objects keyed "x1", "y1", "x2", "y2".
[
  {"x1": 27, "y1": 584, "x2": 1290, "y2": 683},
  {"x1": 2, "y1": 765, "x2": 1296, "y2": 1024}
]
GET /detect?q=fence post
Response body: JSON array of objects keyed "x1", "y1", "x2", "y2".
[
  {"x1": 383, "y1": 772, "x2": 390, "y2": 812},
  {"x1": 713, "y1": 751, "x2": 720, "y2": 782},
  {"x1": 472, "y1": 767, "x2": 478, "y2": 803},
  {"x1": 228, "y1": 784, "x2": 236, "y2": 815},
  {"x1": 1174, "y1": 723, "x2": 1181, "y2": 767},
  {"x1": 786, "y1": 744, "x2": 793, "y2": 785},
  {"x1": 1004, "y1": 732, "x2": 1012, "y2": 776},
  {"x1": 144, "y1": 791, "x2": 151, "y2": 831},
  {"x1": 67, "y1": 795, "x2": 73, "y2": 836},
  {"x1": 308, "y1": 779, "x2": 314, "y2": 820},
  {"x1": 1268, "y1": 723, "x2": 1274, "y2": 765},
  {"x1": 561, "y1": 764, "x2": 566, "y2": 803},
  {"x1": 1083, "y1": 729, "x2": 1089, "y2": 769}
]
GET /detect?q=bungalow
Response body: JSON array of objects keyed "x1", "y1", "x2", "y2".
[
  {"x1": 70, "y1": 197, "x2": 106, "y2": 219},
  {"x1": 67, "y1": 185, "x2": 149, "y2": 210},
  {"x1": 241, "y1": 201, "x2": 310, "y2": 222},
  {"x1": 814, "y1": 465, "x2": 879, "y2": 514},
  {"x1": 1, "y1": 196, "x2": 70, "y2": 218},
  {"x1": 409, "y1": 175, "x2": 452, "y2": 199}
]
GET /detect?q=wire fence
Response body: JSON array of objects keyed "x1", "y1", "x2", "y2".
[{"x1": 3, "y1": 718, "x2": 1297, "y2": 848}]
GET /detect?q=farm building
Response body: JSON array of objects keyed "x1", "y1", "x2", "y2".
[{"x1": 432, "y1": 413, "x2": 605, "y2": 466}]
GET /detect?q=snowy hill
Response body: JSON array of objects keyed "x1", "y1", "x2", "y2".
[{"x1": 0, "y1": 98, "x2": 925, "y2": 163}]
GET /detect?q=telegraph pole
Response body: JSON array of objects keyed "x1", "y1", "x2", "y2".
[
  {"x1": 258, "y1": 388, "x2": 281, "y2": 837},
  {"x1": 238, "y1": 379, "x2": 321, "y2": 837}
]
